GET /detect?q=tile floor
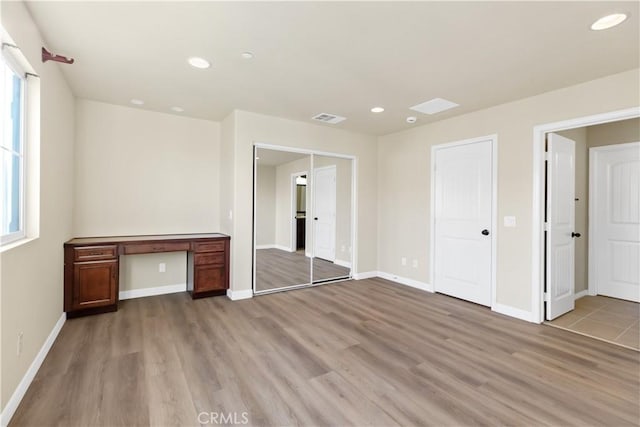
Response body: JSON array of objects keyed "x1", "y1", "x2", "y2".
[{"x1": 547, "y1": 295, "x2": 639, "y2": 350}]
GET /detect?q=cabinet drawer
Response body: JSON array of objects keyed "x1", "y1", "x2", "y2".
[
  {"x1": 194, "y1": 240, "x2": 225, "y2": 253},
  {"x1": 74, "y1": 246, "x2": 117, "y2": 261},
  {"x1": 123, "y1": 242, "x2": 190, "y2": 254},
  {"x1": 194, "y1": 252, "x2": 225, "y2": 266}
]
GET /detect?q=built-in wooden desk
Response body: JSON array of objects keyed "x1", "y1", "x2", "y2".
[{"x1": 64, "y1": 233, "x2": 230, "y2": 317}]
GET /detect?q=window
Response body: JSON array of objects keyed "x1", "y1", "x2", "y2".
[{"x1": 1, "y1": 48, "x2": 26, "y2": 244}]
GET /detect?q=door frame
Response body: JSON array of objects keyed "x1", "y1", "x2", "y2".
[
  {"x1": 290, "y1": 170, "x2": 308, "y2": 253},
  {"x1": 531, "y1": 107, "x2": 640, "y2": 323},
  {"x1": 588, "y1": 141, "x2": 640, "y2": 298},
  {"x1": 430, "y1": 134, "x2": 498, "y2": 309}
]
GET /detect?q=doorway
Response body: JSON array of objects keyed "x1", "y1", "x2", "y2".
[
  {"x1": 534, "y1": 110, "x2": 640, "y2": 349},
  {"x1": 291, "y1": 172, "x2": 307, "y2": 254},
  {"x1": 431, "y1": 135, "x2": 497, "y2": 307}
]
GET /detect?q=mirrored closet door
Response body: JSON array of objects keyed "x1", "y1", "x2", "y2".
[{"x1": 253, "y1": 146, "x2": 354, "y2": 294}]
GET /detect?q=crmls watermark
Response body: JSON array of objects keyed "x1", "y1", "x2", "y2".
[{"x1": 198, "y1": 411, "x2": 250, "y2": 425}]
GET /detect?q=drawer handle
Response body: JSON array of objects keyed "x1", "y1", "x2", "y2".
[{"x1": 89, "y1": 252, "x2": 103, "y2": 256}]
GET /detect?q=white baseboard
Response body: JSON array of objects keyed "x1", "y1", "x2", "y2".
[
  {"x1": 119, "y1": 283, "x2": 186, "y2": 300},
  {"x1": 227, "y1": 289, "x2": 253, "y2": 301},
  {"x1": 492, "y1": 303, "x2": 534, "y2": 323},
  {"x1": 353, "y1": 271, "x2": 378, "y2": 280},
  {"x1": 377, "y1": 271, "x2": 434, "y2": 293},
  {"x1": 574, "y1": 289, "x2": 589, "y2": 300},
  {"x1": 255, "y1": 244, "x2": 291, "y2": 252},
  {"x1": 1, "y1": 313, "x2": 66, "y2": 427},
  {"x1": 255, "y1": 244, "x2": 275, "y2": 250},
  {"x1": 334, "y1": 259, "x2": 352, "y2": 269}
]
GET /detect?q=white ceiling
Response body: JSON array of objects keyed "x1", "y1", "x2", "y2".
[{"x1": 25, "y1": 1, "x2": 640, "y2": 136}]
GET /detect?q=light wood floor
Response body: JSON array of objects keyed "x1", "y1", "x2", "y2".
[
  {"x1": 547, "y1": 295, "x2": 639, "y2": 350},
  {"x1": 10, "y1": 278, "x2": 640, "y2": 426},
  {"x1": 255, "y1": 248, "x2": 350, "y2": 291}
]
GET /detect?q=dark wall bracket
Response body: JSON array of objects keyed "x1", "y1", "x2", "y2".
[{"x1": 42, "y1": 47, "x2": 74, "y2": 65}]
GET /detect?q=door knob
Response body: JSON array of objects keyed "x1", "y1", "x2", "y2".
[
  {"x1": 314, "y1": 217, "x2": 318, "y2": 220},
  {"x1": 481, "y1": 229, "x2": 490, "y2": 236},
  {"x1": 571, "y1": 232, "x2": 581, "y2": 238}
]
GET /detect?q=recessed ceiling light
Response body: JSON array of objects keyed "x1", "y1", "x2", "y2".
[
  {"x1": 371, "y1": 107, "x2": 385, "y2": 113},
  {"x1": 406, "y1": 116, "x2": 417, "y2": 124},
  {"x1": 410, "y1": 98, "x2": 459, "y2": 115},
  {"x1": 188, "y1": 57, "x2": 211, "y2": 69},
  {"x1": 130, "y1": 99, "x2": 144, "y2": 105},
  {"x1": 171, "y1": 106, "x2": 184, "y2": 113},
  {"x1": 241, "y1": 52, "x2": 254, "y2": 59},
  {"x1": 591, "y1": 13, "x2": 628, "y2": 30}
]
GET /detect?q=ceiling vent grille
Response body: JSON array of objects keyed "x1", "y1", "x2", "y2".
[{"x1": 311, "y1": 113, "x2": 346, "y2": 124}]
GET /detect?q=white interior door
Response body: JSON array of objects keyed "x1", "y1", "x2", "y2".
[
  {"x1": 434, "y1": 139, "x2": 493, "y2": 306},
  {"x1": 591, "y1": 142, "x2": 640, "y2": 302},
  {"x1": 313, "y1": 165, "x2": 336, "y2": 261},
  {"x1": 546, "y1": 133, "x2": 576, "y2": 320}
]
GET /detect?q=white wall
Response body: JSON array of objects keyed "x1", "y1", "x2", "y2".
[
  {"x1": 74, "y1": 99, "x2": 221, "y2": 291},
  {"x1": 74, "y1": 99, "x2": 221, "y2": 235},
  {"x1": 377, "y1": 69, "x2": 640, "y2": 316},
  {"x1": 588, "y1": 117, "x2": 640, "y2": 147},
  {"x1": 0, "y1": 0, "x2": 75, "y2": 411},
  {"x1": 255, "y1": 164, "x2": 276, "y2": 246}
]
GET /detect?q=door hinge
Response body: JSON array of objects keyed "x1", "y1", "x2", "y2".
[
  {"x1": 544, "y1": 222, "x2": 549, "y2": 231},
  {"x1": 543, "y1": 292, "x2": 549, "y2": 302},
  {"x1": 544, "y1": 152, "x2": 551, "y2": 161}
]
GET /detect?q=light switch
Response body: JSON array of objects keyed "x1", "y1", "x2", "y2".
[{"x1": 504, "y1": 216, "x2": 517, "y2": 227}]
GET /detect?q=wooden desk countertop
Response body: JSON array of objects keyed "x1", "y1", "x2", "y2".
[{"x1": 65, "y1": 233, "x2": 230, "y2": 246}]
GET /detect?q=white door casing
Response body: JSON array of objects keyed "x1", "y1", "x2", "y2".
[
  {"x1": 590, "y1": 142, "x2": 640, "y2": 302},
  {"x1": 313, "y1": 165, "x2": 336, "y2": 262},
  {"x1": 433, "y1": 139, "x2": 493, "y2": 307},
  {"x1": 546, "y1": 133, "x2": 576, "y2": 320}
]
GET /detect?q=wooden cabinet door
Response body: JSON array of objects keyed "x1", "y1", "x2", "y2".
[
  {"x1": 194, "y1": 265, "x2": 226, "y2": 292},
  {"x1": 73, "y1": 261, "x2": 118, "y2": 310}
]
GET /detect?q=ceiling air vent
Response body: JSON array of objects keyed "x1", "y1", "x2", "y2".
[{"x1": 311, "y1": 113, "x2": 346, "y2": 124}]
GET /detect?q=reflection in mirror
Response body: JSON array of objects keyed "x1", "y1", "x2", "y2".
[
  {"x1": 254, "y1": 147, "x2": 312, "y2": 292},
  {"x1": 312, "y1": 155, "x2": 352, "y2": 283}
]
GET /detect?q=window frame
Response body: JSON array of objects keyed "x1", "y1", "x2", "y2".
[{"x1": 1, "y1": 46, "x2": 28, "y2": 246}]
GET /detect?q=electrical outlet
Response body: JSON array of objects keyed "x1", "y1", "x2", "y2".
[
  {"x1": 159, "y1": 263, "x2": 166, "y2": 273},
  {"x1": 401, "y1": 257, "x2": 407, "y2": 266},
  {"x1": 412, "y1": 259, "x2": 418, "y2": 268},
  {"x1": 17, "y1": 332, "x2": 23, "y2": 356}
]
